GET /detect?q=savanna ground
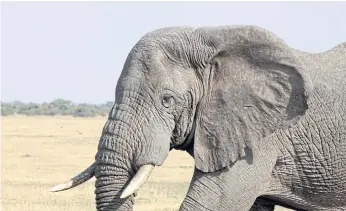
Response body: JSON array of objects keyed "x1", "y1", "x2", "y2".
[{"x1": 2, "y1": 116, "x2": 291, "y2": 211}]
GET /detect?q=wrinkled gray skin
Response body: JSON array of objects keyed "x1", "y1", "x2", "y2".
[{"x1": 68, "y1": 25, "x2": 346, "y2": 211}]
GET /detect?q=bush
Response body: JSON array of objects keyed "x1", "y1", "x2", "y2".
[{"x1": 1, "y1": 99, "x2": 114, "y2": 117}]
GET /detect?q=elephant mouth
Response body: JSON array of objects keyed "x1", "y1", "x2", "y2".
[
  {"x1": 50, "y1": 163, "x2": 155, "y2": 199},
  {"x1": 170, "y1": 135, "x2": 194, "y2": 150},
  {"x1": 170, "y1": 121, "x2": 196, "y2": 151}
]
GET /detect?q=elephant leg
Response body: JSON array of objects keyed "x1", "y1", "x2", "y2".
[
  {"x1": 179, "y1": 148, "x2": 278, "y2": 211},
  {"x1": 180, "y1": 141, "x2": 278, "y2": 211},
  {"x1": 179, "y1": 166, "x2": 272, "y2": 211}
]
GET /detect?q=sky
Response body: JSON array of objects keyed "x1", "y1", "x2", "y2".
[{"x1": 1, "y1": 1, "x2": 346, "y2": 104}]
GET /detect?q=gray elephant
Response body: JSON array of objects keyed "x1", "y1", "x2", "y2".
[{"x1": 50, "y1": 25, "x2": 346, "y2": 211}]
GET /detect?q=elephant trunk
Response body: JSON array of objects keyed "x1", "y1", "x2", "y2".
[
  {"x1": 94, "y1": 93, "x2": 169, "y2": 210},
  {"x1": 94, "y1": 161, "x2": 134, "y2": 211},
  {"x1": 94, "y1": 148, "x2": 155, "y2": 210},
  {"x1": 94, "y1": 104, "x2": 145, "y2": 210}
]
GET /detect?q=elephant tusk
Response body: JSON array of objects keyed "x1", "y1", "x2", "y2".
[
  {"x1": 120, "y1": 164, "x2": 155, "y2": 199},
  {"x1": 50, "y1": 162, "x2": 96, "y2": 192}
]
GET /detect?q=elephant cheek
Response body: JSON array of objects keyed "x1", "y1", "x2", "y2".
[{"x1": 135, "y1": 131, "x2": 171, "y2": 167}]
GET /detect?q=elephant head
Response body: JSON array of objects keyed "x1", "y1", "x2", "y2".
[{"x1": 50, "y1": 25, "x2": 312, "y2": 210}]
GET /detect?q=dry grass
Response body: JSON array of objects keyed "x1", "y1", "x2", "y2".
[{"x1": 1, "y1": 116, "x2": 291, "y2": 211}]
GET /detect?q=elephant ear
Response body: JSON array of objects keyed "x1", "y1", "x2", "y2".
[{"x1": 193, "y1": 39, "x2": 313, "y2": 173}]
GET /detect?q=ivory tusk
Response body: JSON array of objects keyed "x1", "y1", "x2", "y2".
[
  {"x1": 50, "y1": 162, "x2": 96, "y2": 192},
  {"x1": 120, "y1": 164, "x2": 155, "y2": 199}
]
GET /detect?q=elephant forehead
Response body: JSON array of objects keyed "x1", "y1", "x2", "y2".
[
  {"x1": 145, "y1": 64, "x2": 197, "y2": 93},
  {"x1": 120, "y1": 46, "x2": 198, "y2": 95}
]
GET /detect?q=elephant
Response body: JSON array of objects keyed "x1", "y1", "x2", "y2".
[{"x1": 50, "y1": 25, "x2": 346, "y2": 211}]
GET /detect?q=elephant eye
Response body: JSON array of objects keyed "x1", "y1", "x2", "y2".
[{"x1": 161, "y1": 94, "x2": 175, "y2": 108}]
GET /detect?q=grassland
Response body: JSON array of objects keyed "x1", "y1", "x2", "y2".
[{"x1": 1, "y1": 116, "x2": 291, "y2": 211}]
